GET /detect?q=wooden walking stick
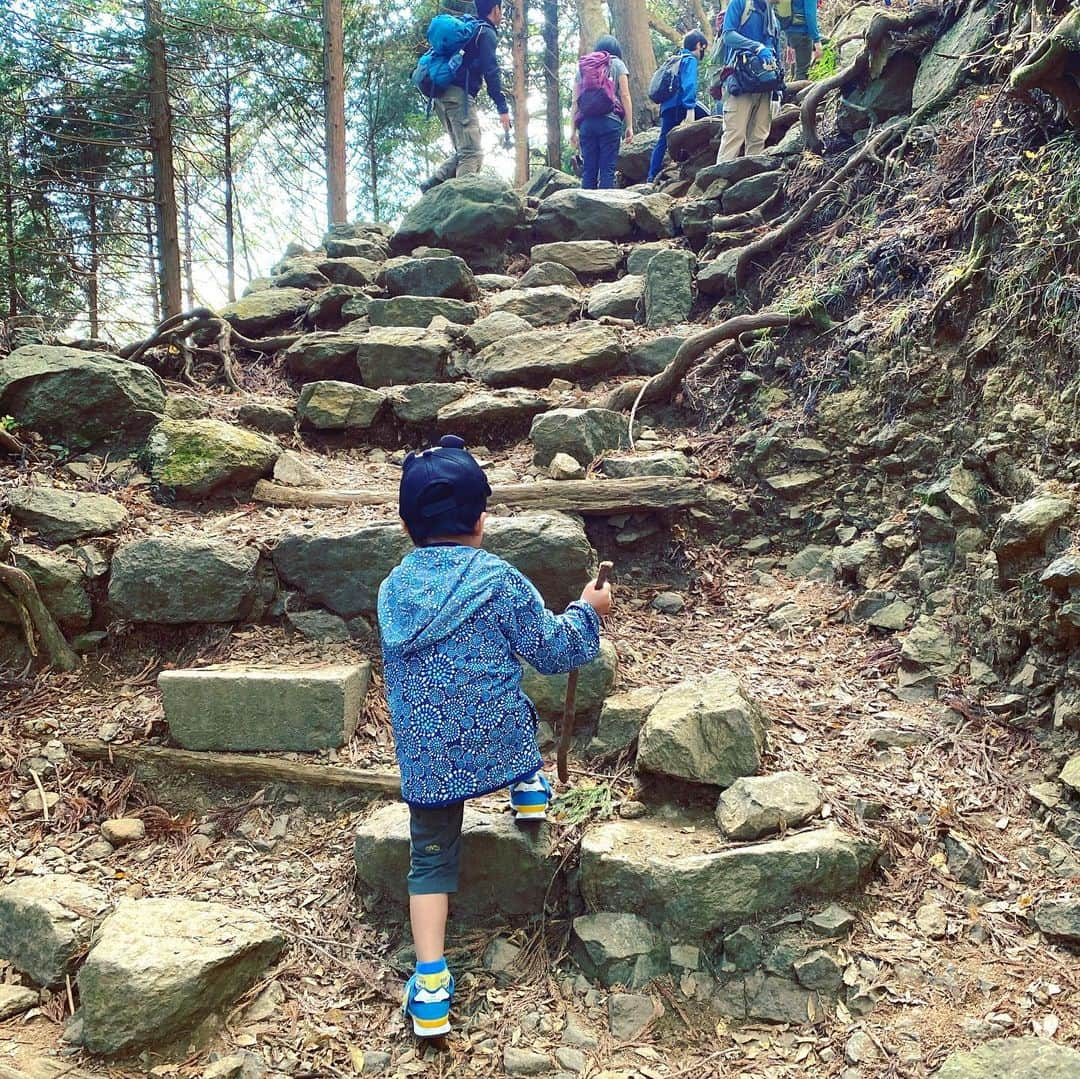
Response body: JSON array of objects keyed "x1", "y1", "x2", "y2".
[{"x1": 557, "y1": 561, "x2": 613, "y2": 783}]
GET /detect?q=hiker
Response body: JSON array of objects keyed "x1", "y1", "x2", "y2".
[
  {"x1": 779, "y1": 0, "x2": 822, "y2": 79},
  {"x1": 646, "y1": 31, "x2": 710, "y2": 184},
  {"x1": 420, "y1": 0, "x2": 511, "y2": 192},
  {"x1": 715, "y1": 0, "x2": 783, "y2": 162},
  {"x1": 570, "y1": 35, "x2": 634, "y2": 190},
  {"x1": 378, "y1": 434, "x2": 612, "y2": 1038}
]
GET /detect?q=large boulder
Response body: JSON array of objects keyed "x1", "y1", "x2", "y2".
[
  {"x1": 355, "y1": 802, "x2": 558, "y2": 918},
  {"x1": 936, "y1": 1038, "x2": 1080, "y2": 1079},
  {"x1": 282, "y1": 330, "x2": 367, "y2": 380},
  {"x1": 0, "y1": 346, "x2": 165, "y2": 451},
  {"x1": 0, "y1": 875, "x2": 110, "y2": 987},
  {"x1": 317, "y1": 257, "x2": 381, "y2": 286},
  {"x1": 463, "y1": 311, "x2": 534, "y2": 352},
  {"x1": 109, "y1": 536, "x2": 260, "y2": 623},
  {"x1": 617, "y1": 129, "x2": 660, "y2": 183},
  {"x1": 572, "y1": 913, "x2": 668, "y2": 989},
  {"x1": 355, "y1": 328, "x2": 453, "y2": 388},
  {"x1": 7, "y1": 486, "x2": 127, "y2": 543},
  {"x1": 579, "y1": 819, "x2": 879, "y2": 937},
  {"x1": 992, "y1": 495, "x2": 1072, "y2": 562},
  {"x1": 518, "y1": 262, "x2": 581, "y2": 289},
  {"x1": 530, "y1": 408, "x2": 629, "y2": 468},
  {"x1": 297, "y1": 381, "x2": 386, "y2": 430},
  {"x1": 629, "y1": 336, "x2": 684, "y2": 376},
  {"x1": 530, "y1": 241, "x2": 622, "y2": 276},
  {"x1": 716, "y1": 773, "x2": 824, "y2": 840},
  {"x1": 636, "y1": 670, "x2": 767, "y2": 788},
  {"x1": 383, "y1": 256, "x2": 479, "y2": 301},
  {"x1": 387, "y1": 382, "x2": 467, "y2": 424},
  {"x1": 534, "y1": 189, "x2": 638, "y2": 242},
  {"x1": 721, "y1": 171, "x2": 783, "y2": 215},
  {"x1": 77, "y1": 898, "x2": 285, "y2": 1055},
  {"x1": 489, "y1": 285, "x2": 582, "y2": 327},
  {"x1": 587, "y1": 277, "x2": 643, "y2": 321},
  {"x1": 144, "y1": 418, "x2": 279, "y2": 497},
  {"x1": 644, "y1": 250, "x2": 694, "y2": 327},
  {"x1": 912, "y1": 2, "x2": 996, "y2": 111},
  {"x1": 484, "y1": 513, "x2": 594, "y2": 610},
  {"x1": 468, "y1": 325, "x2": 625, "y2": 388},
  {"x1": 522, "y1": 639, "x2": 618, "y2": 724},
  {"x1": 588, "y1": 686, "x2": 663, "y2": 757},
  {"x1": 436, "y1": 388, "x2": 549, "y2": 435},
  {"x1": 844, "y1": 54, "x2": 917, "y2": 119},
  {"x1": 393, "y1": 176, "x2": 527, "y2": 268},
  {"x1": 160, "y1": 662, "x2": 370, "y2": 751},
  {"x1": 218, "y1": 287, "x2": 309, "y2": 336},
  {"x1": 367, "y1": 296, "x2": 478, "y2": 327},
  {"x1": 272, "y1": 257, "x2": 329, "y2": 290}
]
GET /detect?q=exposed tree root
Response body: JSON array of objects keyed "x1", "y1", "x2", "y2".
[
  {"x1": 1010, "y1": 7, "x2": 1080, "y2": 128},
  {"x1": 0, "y1": 428, "x2": 31, "y2": 458},
  {"x1": 930, "y1": 204, "x2": 999, "y2": 319},
  {"x1": 0, "y1": 565, "x2": 78, "y2": 671},
  {"x1": 119, "y1": 308, "x2": 302, "y2": 392}
]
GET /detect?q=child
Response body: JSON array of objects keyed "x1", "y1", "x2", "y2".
[{"x1": 378, "y1": 434, "x2": 613, "y2": 1038}]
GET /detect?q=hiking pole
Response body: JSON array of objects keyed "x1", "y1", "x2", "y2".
[{"x1": 557, "y1": 560, "x2": 613, "y2": 784}]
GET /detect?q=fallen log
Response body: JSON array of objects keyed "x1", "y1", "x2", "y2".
[
  {"x1": 67, "y1": 737, "x2": 401, "y2": 798},
  {"x1": 252, "y1": 475, "x2": 710, "y2": 515}
]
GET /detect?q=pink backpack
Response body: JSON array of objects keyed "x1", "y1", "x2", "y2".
[{"x1": 576, "y1": 52, "x2": 623, "y2": 121}]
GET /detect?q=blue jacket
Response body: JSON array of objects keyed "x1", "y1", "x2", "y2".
[
  {"x1": 722, "y1": 0, "x2": 781, "y2": 61},
  {"x1": 783, "y1": 0, "x2": 821, "y2": 42},
  {"x1": 661, "y1": 48, "x2": 700, "y2": 115},
  {"x1": 451, "y1": 19, "x2": 509, "y2": 114},
  {"x1": 378, "y1": 545, "x2": 600, "y2": 807}
]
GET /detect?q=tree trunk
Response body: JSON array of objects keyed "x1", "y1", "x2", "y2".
[
  {"x1": 543, "y1": 0, "x2": 561, "y2": 168},
  {"x1": 511, "y1": 0, "x2": 531, "y2": 185},
  {"x1": 180, "y1": 168, "x2": 195, "y2": 310},
  {"x1": 3, "y1": 140, "x2": 18, "y2": 318},
  {"x1": 577, "y1": 0, "x2": 607, "y2": 55},
  {"x1": 144, "y1": 0, "x2": 183, "y2": 319},
  {"x1": 322, "y1": 0, "x2": 348, "y2": 226},
  {"x1": 86, "y1": 180, "x2": 99, "y2": 338},
  {"x1": 223, "y1": 65, "x2": 237, "y2": 304},
  {"x1": 143, "y1": 164, "x2": 160, "y2": 325},
  {"x1": 609, "y1": 0, "x2": 658, "y2": 132}
]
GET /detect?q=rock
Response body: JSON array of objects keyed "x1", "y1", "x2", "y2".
[
  {"x1": 77, "y1": 898, "x2": 285, "y2": 1054},
  {"x1": 628, "y1": 335, "x2": 684, "y2": 376},
  {"x1": 17, "y1": 789, "x2": 60, "y2": 815},
  {"x1": 0, "y1": 984, "x2": 38, "y2": 1020},
  {"x1": 519, "y1": 261, "x2": 581, "y2": 289},
  {"x1": 382, "y1": 256, "x2": 478, "y2": 301},
  {"x1": 867, "y1": 599, "x2": 914, "y2": 631},
  {"x1": 393, "y1": 175, "x2": 526, "y2": 267},
  {"x1": 600, "y1": 451, "x2": 691, "y2": 480},
  {"x1": 490, "y1": 285, "x2": 581, "y2": 327},
  {"x1": 1, "y1": 547, "x2": 90, "y2": 631},
  {"x1": 722, "y1": 171, "x2": 783, "y2": 214},
  {"x1": 651, "y1": 591, "x2": 685, "y2": 614},
  {"x1": 643, "y1": 250, "x2": 694, "y2": 328},
  {"x1": 525, "y1": 165, "x2": 579, "y2": 199},
  {"x1": 617, "y1": 129, "x2": 660, "y2": 183},
  {"x1": 1053, "y1": 688, "x2": 1080, "y2": 731},
  {"x1": 475, "y1": 273, "x2": 517, "y2": 291},
  {"x1": 633, "y1": 192, "x2": 676, "y2": 238},
  {"x1": 549, "y1": 451, "x2": 585, "y2": 480},
  {"x1": 531, "y1": 240, "x2": 622, "y2": 276},
  {"x1": 503, "y1": 1047, "x2": 551, "y2": 1077},
  {"x1": 787, "y1": 544, "x2": 833, "y2": 580},
  {"x1": 386, "y1": 382, "x2": 467, "y2": 424},
  {"x1": 101, "y1": 818, "x2": 145, "y2": 846},
  {"x1": 297, "y1": 381, "x2": 386, "y2": 430},
  {"x1": 272, "y1": 257, "x2": 329, "y2": 290},
  {"x1": 531, "y1": 408, "x2": 628, "y2": 468},
  {"x1": 844, "y1": 52, "x2": 917, "y2": 118},
  {"x1": 463, "y1": 311, "x2": 533, "y2": 352},
  {"x1": 355, "y1": 327, "x2": 453, "y2": 388},
  {"x1": 696, "y1": 248, "x2": 743, "y2": 297},
  {"x1": 555, "y1": 1046, "x2": 586, "y2": 1073},
  {"x1": 535, "y1": 188, "x2": 638, "y2": 242},
  {"x1": 1034, "y1": 898, "x2": 1080, "y2": 946},
  {"x1": 915, "y1": 901, "x2": 947, "y2": 938},
  {"x1": 203, "y1": 1051, "x2": 267, "y2": 1079},
  {"x1": 0, "y1": 345, "x2": 165, "y2": 451},
  {"x1": 236, "y1": 402, "x2": 295, "y2": 435},
  {"x1": 667, "y1": 115, "x2": 723, "y2": 159},
  {"x1": 808, "y1": 904, "x2": 855, "y2": 938},
  {"x1": 572, "y1": 912, "x2": 667, "y2": 989},
  {"x1": 274, "y1": 512, "x2": 592, "y2": 614},
  {"x1": 144, "y1": 418, "x2": 279, "y2": 497},
  {"x1": 469, "y1": 324, "x2": 624, "y2": 388},
  {"x1": 942, "y1": 833, "x2": 986, "y2": 885},
  {"x1": 283, "y1": 330, "x2": 367, "y2": 380},
  {"x1": 845, "y1": 1030, "x2": 880, "y2": 1066},
  {"x1": 522, "y1": 639, "x2": 617, "y2": 725},
  {"x1": 483, "y1": 936, "x2": 522, "y2": 982},
  {"x1": 160, "y1": 662, "x2": 370, "y2": 751},
  {"x1": 166, "y1": 395, "x2": 210, "y2": 420},
  {"x1": 607, "y1": 992, "x2": 662, "y2": 1040},
  {"x1": 324, "y1": 236, "x2": 388, "y2": 263},
  {"x1": 0, "y1": 875, "x2": 110, "y2": 986},
  {"x1": 901, "y1": 616, "x2": 960, "y2": 675},
  {"x1": 562, "y1": 1010, "x2": 598, "y2": 1048},
  {"x1": 7, "y1": 487, "x2": 127, "y2": 543},
  {"x1": 367, "y1": 296, "x2": 478, "y2": 327},
  {"x1": 992, "y1": 495, "x2": 1072, "y2": 561},
  {"x1": 309, "y1": 285, "x2": 371, "y2": 330},
  {"x1": 109, "y1": 536, "x2": 260, "y2": 623},
  {"x1": 912, "y1": 1, "x2": 996, "y2": 110},
  {"x1": 586, "y1": 276, "x2": 642, "y2": 321},
  {"x1": 436, "y1": 388, "x2": 549, "y2": 434},
  {"x1": 763, "y1": 470, "x2": 823, "y2": 499},
  {"x1": 588, "y1": 686, "x2": 662, "y2": 757},
  {"x1": 317, "y1": 257, "x2": 380, "y2": 286},
  {"x1": 636, "y1": 670, "x2": 767, "y2": 788},
  {"x1": 936, "y1": 1037, "x2": 1080, "y2": 1078},
  {"x1": 219, "y1": 288, "x2": 310, "y2": 336},
  {"x1": 286, "y1": 609, "x2": 350, "y2": 642},
  {"x1": 580, "y1": 819, "x2": 878, "y2": 937},
  {"x1": 272, "y1": 450, "x2": 325, "y2": 488},
  {"x1": 716, "y1": 773, "x2": 824, "y2": 840},
  {"x1": 716, "y1": 970, "x2": 822, "y2": 1024},
  {"x1": 355, "y1": 802, "x2": 558, "y2": 918}
]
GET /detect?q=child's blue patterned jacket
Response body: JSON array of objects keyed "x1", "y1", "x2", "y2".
[{"x1": 378, "y1": 545, "x2": 601, "y2": 807}]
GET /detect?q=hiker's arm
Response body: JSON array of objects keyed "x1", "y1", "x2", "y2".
[
  {"x1": 570, "y1": 79, "x2": 580, "y2": 144},
  {"x1": 618, "y1": 74, "x2": 633, "y2": 139},
  {"x1": 497, "y1": 567, "x2": 600, "y2": 675},
  {"x1": 722, "y1": 0, "x2": 764, "y2": 51},
  {"x1": 805, "y1": 0, "x2": 823, "y2": 52},
  {"x1": 477, "y1": 27, "x2": 510, "y2": 122},
  {"x1": 681, "y1": 55, "x2": 699, "y2": 120}
]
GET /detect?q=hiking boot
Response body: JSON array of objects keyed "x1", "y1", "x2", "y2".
[
  {"x1": 509, "y1": 770, "x2": 551, "y2": 821},
  {"x1": 403, "y1": 966, "x2": 454, "y2": 1037},
  {"x1": 419, "y1": 177, "x2": 440, "y2": 194}
]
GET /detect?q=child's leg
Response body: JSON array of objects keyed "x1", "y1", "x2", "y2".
[{"x1": 409, "y1": 893, "x2": 448, "y2": 964}]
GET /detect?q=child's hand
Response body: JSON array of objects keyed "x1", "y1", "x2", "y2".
[{"x1": 580, "y1": 578, "x2": 612, "y2": 617}]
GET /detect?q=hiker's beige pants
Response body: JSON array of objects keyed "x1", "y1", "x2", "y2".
[
  {"x1": 716, "y1": 92, "x2": 772, "y2": 162},
  {"x1": 433, "y1": 85, "x2": 484, "y2": 181}
]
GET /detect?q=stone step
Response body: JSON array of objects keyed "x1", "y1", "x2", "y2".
[
  {"x1": 354, "y1": 801, "x2": 559, "y2": 920},
  {"x1": 579, "y1": 818, "x2": 879, "y2": 939},
  {"x1": 158, "y1": 662, "x2": 370, "y2": 752}
]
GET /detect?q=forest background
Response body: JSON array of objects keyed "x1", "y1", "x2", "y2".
[{"x1": 0, "y1": 0, "x2": 730, "y2": 341}]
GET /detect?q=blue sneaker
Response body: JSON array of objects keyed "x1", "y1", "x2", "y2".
[
  {"x1": 403, "y1": 966, "x2": 454, "y2": 1037},
  {"x1": 509, "y1": 770, "x2": 552, "y2": 821}
]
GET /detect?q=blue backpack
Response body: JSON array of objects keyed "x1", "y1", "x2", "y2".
[{"x1": 411, "y1": 14, "x2": 482, "y2": 100}]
